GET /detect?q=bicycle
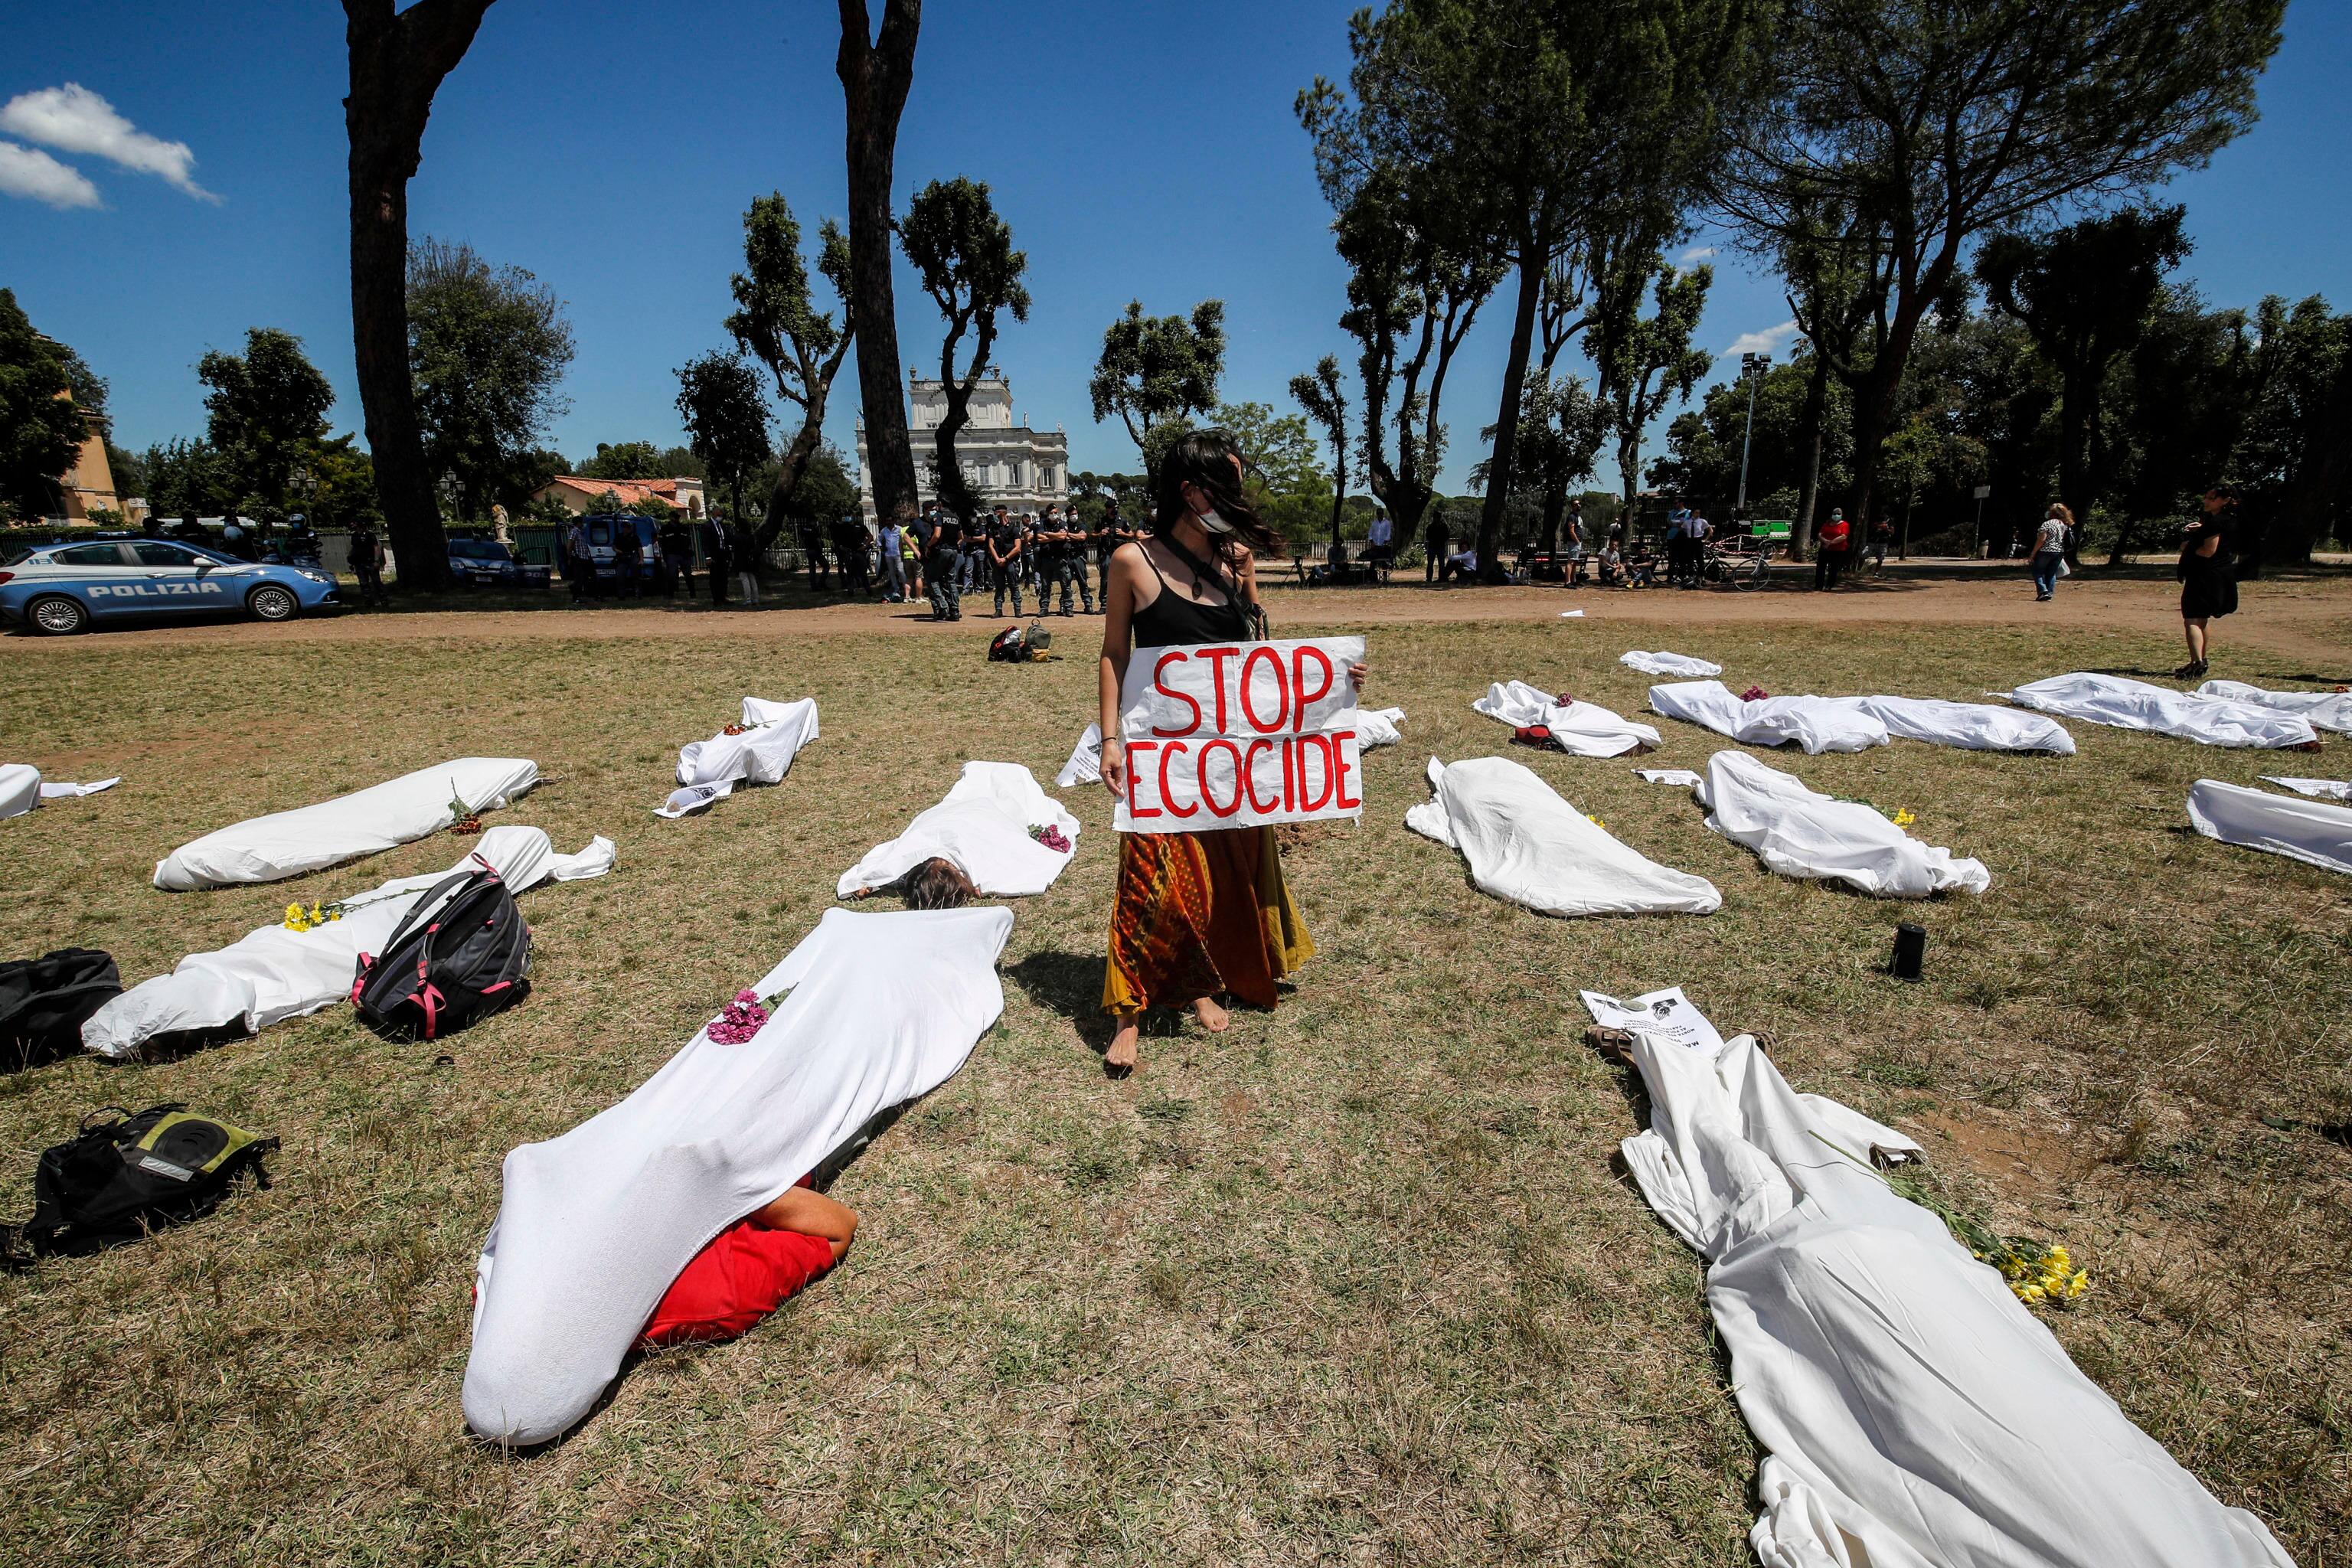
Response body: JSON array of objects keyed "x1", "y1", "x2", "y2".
[{"x1": 1701, "y1": 537, "x2": 1774, "y2": 590}]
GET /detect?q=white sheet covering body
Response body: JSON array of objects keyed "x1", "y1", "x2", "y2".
[
  {"x1": 1473, "y1": 681, "x2": 1662, "y2": 756},
  {"x1": 85, "y1": 827, "x2": 614, "y2": 1058},
  {"x1": 154, "y1": 758, "x2": 541, "y2": 889},
  {"x1": 2262, "y1": 776, "x2": 2352, "y2": 802},
  {"x1": 1697, "y1": 750, "x2": 1990, "y2": 897},
  {"x1": 1059, "y1": 707, "x2": 1404, "y2": 789},
  {"x1": 462, "y1": 904, "x2": 1014, "y2": 1446},
  {"x1": 2188, "y1": 779, "x2": 2352, "y2": 876},
  {"x1": 2, "y1": 764, "x2": 119, "y2": 819},
  {"x1": 2007, "y1": 673, "x2": 2318, "y2": 749},
  {"x1": 1649, "y1": 681, "x2": 1891, "y2": 754},
  {"x1": 1619, "y1": 1028, "x2": 2293, "y2": 1567},
  {"x1": 1847, "y1": 694, "x2": 2077, "y2": 755},
  {"x1": 1620, "y1": 649, "x2": 1722, "y2": 678},
  {"x1": 836, "y1": 762, "x2": 1080, "y2": 898},
  {"x1": 2198, "y1": 678, "x2": 2352, "y2": 733},
  {"x1": 1405, "y1": 756, "x2": 1720, "y2": 916},
  {"x1": 662, "y1": 697, "x2": 820, "y2": 816}
]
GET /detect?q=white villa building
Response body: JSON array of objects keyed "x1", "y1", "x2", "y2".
[{"x1": 856, "y1": 368, "x2": 1070, "y2": 522}]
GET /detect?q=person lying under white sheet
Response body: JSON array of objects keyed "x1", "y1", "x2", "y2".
[
  {"x1": 85, "y1": 826, "x2": 614, "y2": 1059},
  {"x1": 2005, "y1": 672, "x2": 2317, "y2": 750},
  {"x1": 155, "y1": 757, "x2": 541, "y2": 888},
  {"x1": 462, "y1": 903, "x2": 1014, "y2": 1447},
  {"x1": 1406, "y1": 756, "x2": 1720, "y2": 916},
  {"x1": 659, "y1": 696, "x2": 820, "y2": 818},
  {"x1": 1472, "y1": 681, "x2": 1661, "y2": 756},
  {"x1": 1694, "y1": 750, "x2": 1990, "y2": 897},
  {"x1": 838, "y1": 762, "x2": 1080, "y2": 897}
]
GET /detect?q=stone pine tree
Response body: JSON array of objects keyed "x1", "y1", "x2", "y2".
[
  {"x1": 674, "y1": 350, "x2": 773, "y2": 528},
  {"x1": 1296, "y1": 77, "x2": 1503, "y2": 551},
  {"x1": 1592, "y1": 259, "x2": 1713, "y2": 517},
  {"x1": 1089, "y1": 301, "x2": 1226, "y2": 482},
  {"x1": 342, "y1": 0, "x2": 497, "y2": 591},
  {"x1": 0, "y1": 289, "x2": 88, "y2": 523},
  {"x1": 1726, "y1": 0, "x2": 2282, "y2": 532},
  {"x1": 837, "y1": 0, "x2": 922, "y2": 529},
  {"x1": 896, "y1": 177, "x2": 1030, "y2": 524},
  {"x1": 196, "y1": 328, "x2": 336, "y2": 520},
  {"x1": 724, "y1": 193, "x2": 858, "y2": 557},
  {"x1": 1975, "y1": 206, "x2": 2192, "y2": 544},
  {"x1": 1289, "y1": 356, "x2": 1349, "y2": 560}
]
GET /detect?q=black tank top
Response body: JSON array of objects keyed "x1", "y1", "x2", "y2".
[{"x1": 1130, "y1": 538, "x2": 1250, "y2": 648}]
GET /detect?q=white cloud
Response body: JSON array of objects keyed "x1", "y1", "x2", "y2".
[
  {"x1": 0, "y1": 140, "x2": 100, "y2": 209},
  {"x1": 1721, "y1": 318, "x2": 1801, "y2": 359},
  {"x1": 1677, "y1": 245, "x2": 1717, "y2": 265},
  {"x1": 0, "y1": 83, "x2": 217, "y2": 201}
]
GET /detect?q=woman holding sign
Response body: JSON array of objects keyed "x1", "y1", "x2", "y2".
[{"x1": 1096, "y1": 431, "x2": 1366, "y2": 1075}]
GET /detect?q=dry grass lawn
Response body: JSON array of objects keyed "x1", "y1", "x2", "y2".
[{"x1": 2, "y1": 578, "x2": 2347, "y2": 1565}]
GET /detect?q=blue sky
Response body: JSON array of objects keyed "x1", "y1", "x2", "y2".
[{"x1": 4, "y1": 1, "x2": 2346, "y2": 497}]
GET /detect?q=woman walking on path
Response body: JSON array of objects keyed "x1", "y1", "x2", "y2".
[
  {"x1": 1094, "y1": 431, "x2": 1364, "y2": 1077},
  {"x1": 2176, "y1": 485, "x2": 2239, "y2": 677},
  {"x1": 2029, "y1": 504, "x2": 2071, "y2": 601}
]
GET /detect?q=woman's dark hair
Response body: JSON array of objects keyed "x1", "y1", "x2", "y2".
[
  {"x1": 1152, "y1": 430, "x2": 1282, "y2": 564},
  {"x1": 904, "y1": 857, "x2": 976, "y2": 910}
]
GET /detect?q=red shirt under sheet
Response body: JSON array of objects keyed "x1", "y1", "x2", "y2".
[{"x1": 639, "y1": 1221, "x2": 836, "y2": 1347}]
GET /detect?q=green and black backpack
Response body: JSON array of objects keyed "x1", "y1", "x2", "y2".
[{"x1": 2, "y1": 1103, "x2": 277, "y2": 1266}]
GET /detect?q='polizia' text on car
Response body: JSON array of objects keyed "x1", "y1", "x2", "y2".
[{"x1": 0, "y1": 539, "x2": 341, "y2": 635}]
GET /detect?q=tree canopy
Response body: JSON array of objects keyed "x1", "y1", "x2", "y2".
[
  {"x1": 674, "y1": 350, "x2": 773, "y2": 522},
  {"x1": 1089, "y1": 299, "x2": 1226, "y2": 473},
  {"x1": 406, "y1": 237, "x2": 574, "y2": 523},
  {"x1": 0, "y1": 288, "x2": 88, "y2": 523},
  {"x1": 197, "y1": 327, "x2": 336, "y2": 520},
  {"x1": 897, "y1": 175, "x2": 1029, "y2": 521},
  {"x1": 725, "y1": 191, "x2": 858, "y2": 552}
]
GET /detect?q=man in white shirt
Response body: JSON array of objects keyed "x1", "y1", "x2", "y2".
[{"x1": 1366, "y1": 508, "x2": 1394, "y2": 569}]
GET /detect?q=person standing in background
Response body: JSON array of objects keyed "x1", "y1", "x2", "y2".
[
  {"x1": 926, "y1": 505, "x2": 964, "y2": 621},
  {"x1": 1562, "y1": 499, "x2": 1586, "y2": 585},
  {"x1": 2029, "y1": 503, "x2": 2071, "y2": 602},
  {"x1": 877, "y1": 516, "x2": 906, "y2": 603},
  {"x1": 1423, "y1": 513, "x2": 1451, "y2": 584},
  {"x1": 988, "y1": 503, "x2": 1025, "y2": 619},
  {"x1": 565, "y1": 515, "x2": 593, "y2": 603},
  {"x1": 732, "y1": 518, "x2": 763, "y2": 607},
  {"x1": 1366, "y1": 507, "x2": 1394, "y2": 570},
  {"x1": 2176, "y1": 485, "x2": 2239, "y2": 677},
  {"x1": 348, "y1": 521, "x2": 389, "y2": 608},
  {"x1": 697, "y1": 512, "x2": 731, "y2": 606},
  {"x1": 1815, "y1": 508, "x2": 1851, "y2": 590},
  {"x1": 659, "y1": 514, "x2": 692, "y2": 599}
]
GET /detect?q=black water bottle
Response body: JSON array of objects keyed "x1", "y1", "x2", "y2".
[{"x1": 1890, "y1": 923, "x2": 1926, "y2": 981}]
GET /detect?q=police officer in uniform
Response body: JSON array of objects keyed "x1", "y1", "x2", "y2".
[
  {"x1": 987, "y1": 503, "x2": 1025, "y2": 618},
  {"x1": 926, "y1": 506, "x2": 964, "y2": 621}
]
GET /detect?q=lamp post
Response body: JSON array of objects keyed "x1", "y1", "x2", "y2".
[{"x1": 1735, "y1": 352, "x2": 1771, "y2": 517}]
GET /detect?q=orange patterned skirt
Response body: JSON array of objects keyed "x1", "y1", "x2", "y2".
[{"x1": 1102, "y1": 825, "x2": 1314, "y2": 1014}]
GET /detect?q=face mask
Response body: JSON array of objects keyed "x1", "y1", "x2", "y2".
[{"x1": 1194, "y1": 507, "x2": 1236, "y2": 537}]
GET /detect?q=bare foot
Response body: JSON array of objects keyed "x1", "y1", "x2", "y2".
[
  {"x1": 1191, "y1": 995, "x2": 1230, "y2": 1033},
  {"x1": 1106, "y1": 1016, "x2": 1140, "y2": 1077}
]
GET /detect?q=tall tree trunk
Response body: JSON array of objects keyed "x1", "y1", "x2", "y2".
[
  {"x1": 1476, "y1": 240, "x2": 1545, "y2": 583},
  {"x1": 1328, "y1": 456, "x2": 1346, "y2": 560},
  {"x1": 2058, "y1": 364, "x2": 2094, "y2": 565},
  {"x1": 1791, "y1": 354, "x2": 1829, "y2": 563},
  {"x1": 343, "y1": 0, "x2": 493, "y2": 593},
  {"x1": 838, "y1": 0, "x2": 920, "y2": 528}
]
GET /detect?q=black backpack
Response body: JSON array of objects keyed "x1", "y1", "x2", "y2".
[
  {"x1": 988, "y1": 626, "x2": 1027, "y2": 662},
  {"x1": 351, "y1": 861, "x2": 532, "y2": 1041},
  {"x1": 2, "y1": 1103, "x2": 276, "y2": 1266},
  {"x1": 1, "y1": 948, "x2": 122, "y2": 1071}
]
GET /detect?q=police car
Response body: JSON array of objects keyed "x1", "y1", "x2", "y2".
[{"x1": 0, "y1": 537, "x2": 341, "y2": 635}]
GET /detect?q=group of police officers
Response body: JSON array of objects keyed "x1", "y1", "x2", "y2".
[{"x1": 801, "y1": 498, "x2": 1149, "y2": 623}]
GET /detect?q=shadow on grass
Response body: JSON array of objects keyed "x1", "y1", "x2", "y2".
[{"x1": 1008, "y1": 950, "x2": 1113, "y2": 1054}]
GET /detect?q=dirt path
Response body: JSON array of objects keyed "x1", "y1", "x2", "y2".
[{"x1": 9, "y1": 562, "x2": 2350, "y2": 671}]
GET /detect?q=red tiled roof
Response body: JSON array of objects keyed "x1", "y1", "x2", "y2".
[{"x1": 545, "y1": 476, "x2": 686, "y2": 507}]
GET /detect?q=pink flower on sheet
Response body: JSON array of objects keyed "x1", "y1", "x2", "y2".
[
  {"x1": 1554, "y1": 691, "x2": 1576, "y2": 707},
  {"x1": 707, "y1": 988, "x2": 769, "y2": 1045},
  {"x1": 1740, "y1": 684, "x2": 1770, "y2": 702},
  {"x1": 1029, "y1": 823, "x2": 1073, "y2": 854}
]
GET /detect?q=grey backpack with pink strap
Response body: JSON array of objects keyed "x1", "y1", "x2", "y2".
[{"x1": 351, "y1": 860, "x2": 532, "y2": 1040}]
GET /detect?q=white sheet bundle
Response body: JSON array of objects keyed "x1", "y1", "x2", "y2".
[
  {"x1": 1650, "y1": 681, "x2": 1890, "y2": 754},
  {"x1": 86, "y1": 826, "x2": 614, "y2": 1059},
  {"x1": 838, "y1": 762, "x2": 1080, "y2": 898},
  {"x1": 2007, "y1": 673, "x2": 2318, "y2": 749},
  {"x1": 1847, "y1": 694, "x2": 2077, "y2": 754},
  {"x1": 153, "y1": 758, "x2": 541, "y2": 889},
  {"x1": 1620, "y1": 649, "x2": 1722, "y2": 678},
  {"x1": 659, "y1": 696, "x2": 820, "y2": 818},
  {"x1": 1056, "y1": 708, "x2": 1404, "y2": 789},
  {"x1": 1618, "y1": 1024, "x2": 2294, "y2": 1567},
  {"x1": 2198, "y1": 678, "x2": 2352, "y2": 733},
  {"x1": 1406, "y1": 756, "x2": 1719, "y2": 916},
  {"x1": 2263, "y1": 776, "x2": 2352, "y2": 802},
  {"x1": 462, "y1": 904, "x2": 1014, "y2": 1446},
  {"x1": 1474, "y1": 681, "x2": 1661, "y2": 756},
  {"x1": 1, "y1": 763, "x2": 119, "y2": 820},
  {"x1": 1696, "y1": 750, "x2": 1989, "y2": 897},
  {"x1": 2188, "y1": 779, "x2": 2352, "y2": 876}
]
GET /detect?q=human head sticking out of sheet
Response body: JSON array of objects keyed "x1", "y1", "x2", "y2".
[{"x1": 903, "y1": 857, "x2": 977, "y2": 910}]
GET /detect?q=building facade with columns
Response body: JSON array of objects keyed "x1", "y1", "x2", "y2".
[{"x1": 856, "y1": 368, "x2": 1068, "y2": 522}]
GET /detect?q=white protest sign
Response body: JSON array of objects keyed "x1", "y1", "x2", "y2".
[
  {"x1": 1115, "y1": 635, "x2": 1365, "y2": 832},
  {"x1": 1579, "y1": 986, "x2": 1726, "y2": 1054}
]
